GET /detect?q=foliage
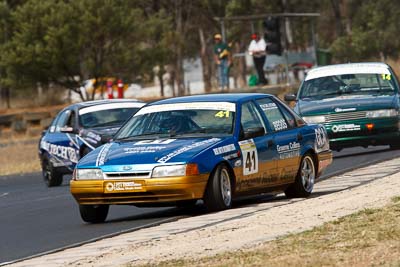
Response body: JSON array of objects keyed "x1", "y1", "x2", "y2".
[
  {"x1": 1, "y1": 0, "x2": 400, "y2": 102},
  {"x1": 331, "y1": 0, "x2": 400, "y2": 61},
  {"x1": 1, "y1": 0, "x2": 79, "y2": 89},
  {"x1": 0, "y1": 0, "x2": 170, "y2": 100}
]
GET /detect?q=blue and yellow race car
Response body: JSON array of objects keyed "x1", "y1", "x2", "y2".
[
  {"x1": 70, "y1": 93, "x2": 332, "y2": 223},
  {"x1": 39, "y1": 99, "x2": 145, "y2": 187}
]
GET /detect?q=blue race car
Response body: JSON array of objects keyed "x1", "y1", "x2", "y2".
[
  {"x1": 39, "y1": 99, "x2": 145, "y2": 187},
  {"x1": 70, "y1": 93, "x2": 332, "y2": 223}
]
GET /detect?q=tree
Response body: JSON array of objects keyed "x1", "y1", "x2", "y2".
[
  {"x1": 331, "y1": 0, "x2": 400, "y2": 62},
  {"x1": 147, "y1": 0, "x2": 214, "y2": 96},
  {"x1": 140, "y1": 5, "x2": 173, "y2": 97},
  {"x1": 1, "y1": 0, "x2": 150, "y2": 101},
  {"x1": 330, "y1": 0, "x2": 344, "y2": 38},
  {"x1": 190, "y1": 0, "x2": 225, "y2": 93},
  {"x1": 0, "y1": 1, "x2": 12, "y2": 107},
  {"x1": 72, "y1": 0, "x2": 148, "y2": 99},
  {"x1": 3, "y1": 0, "x2": 400, "y2": 104}
]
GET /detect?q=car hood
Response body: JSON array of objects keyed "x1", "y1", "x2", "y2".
[
  {"x1": 295, "y1": 95, "x2": 397, "y2": 116},
  {"x1": 78, "y1": 137, "x2": 225, "y2": 171}
]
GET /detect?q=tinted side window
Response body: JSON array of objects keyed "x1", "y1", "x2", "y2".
[
  {"x1": 256, "y1": 98, "x2": 288, "y2": 132},
  {"x1": 66, "y1": 111, "x2": 76, "y2": 128},
  {"x1": 241, "y1": 101, "x2": 265, "y2": 131},
  {"x1": 48, "y1": 117, "x2": 58, "y2": 133},
  {"x1": 274, "y1": 97, "x2": 306, "y2": 126},
  {"x1": 274, "y1": 102, "x2": 296, "y2": 128},
  {"x1": 54, "y1": 110, "x2": 71, "y2": 133},
  {"x1": 279, "y1": 107, "x2": 296, "y2": 128}
]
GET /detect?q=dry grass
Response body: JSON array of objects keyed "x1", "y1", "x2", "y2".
[
  {"x1": 147, "y1": 197, "x2": 400, "y2": 267},
  {"x1": 0, "y1": 139, "x2": 41, "y2": 176}
]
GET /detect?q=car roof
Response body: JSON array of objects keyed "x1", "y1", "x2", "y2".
[
  {"x1": 305, "y1": 62, "x2": 391, "y2": 81},
  {"x1": 69, "y1": 99, "x2": 144, "y2": 109},
  {"x1": 148, "y1": 93, "x2": 273, "y2": 105}
]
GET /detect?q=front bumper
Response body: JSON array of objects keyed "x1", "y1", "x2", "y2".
[
  {"x1": 330, "y1": 131, "x2": 400, "y2": 150},
  {"x1": 70, "y1": 174, "x2": 209, "y2": 205},
  {"x1": 324, "y1": 117, "x2": 400, "y2": 149}
]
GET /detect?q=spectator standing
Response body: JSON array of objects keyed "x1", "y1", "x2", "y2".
[
  {"x1": 248, "y1": 33, "x2": 268, "y2": 85},
  {"x1": 213, "y1": 34, "x2": 231, "y2": 91},
  {"x1": 106, "y1": 79, "x2": 114, "y2": 99},
  {"x1": 117, "y1": 79, "x2": 124, "y2": 98}
]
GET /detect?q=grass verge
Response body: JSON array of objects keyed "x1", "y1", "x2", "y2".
[
  {"x1": 0, "y1": 140, "x2": 41, "y2": 176},
  {"x1": 145, "y1": 197, "x2": 400, "y2": 267}
]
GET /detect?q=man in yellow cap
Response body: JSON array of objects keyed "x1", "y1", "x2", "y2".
[{"x1": 213, "y1": 33, "x2": 231, "y2": 91}]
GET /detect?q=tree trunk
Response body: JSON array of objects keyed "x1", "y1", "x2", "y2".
[
  {"x1": 163, "y1": 64, "x2": 175, "y2": 97},
  {"x1": 0, "y1": 87, "x2": 11, "y2": 108},
  {"x1": 76, "y1": 88, "x2": 86, "y2": 101},
  {"x1": 235, "y1": 41, "x2": 247, "y2": 89},
  {"x1": 158, "y1": 71, "x2": 164, "y2": 97},
  {"x1": 6, "y1": 87, "x2": 10, "y2": 108},
  {"x1": 170, "y1": 67, "x2": 176, "y2": 97},
  {"x1": 175, "y1": 0, "x2": 185, "y2": 96},
  {"x1": 281, "y1": 0, "x2": 293, "y2": 47},
  {"x1": 380, "y1": 51, "x2": 386, "y2": 62},
  {"x1": 330, "y1": 0, "x2": 344, "y2": 37},
  {"x1": 342, "y1": 0, "x2": 352, "y2": 35},
  {"x1": 199, "y1": 27, "x2": 212, "y2": 93},
  {"x1": 37, "y1": 82, "x2": 43, "y2": 103},
  {"x1": 176, "y1": 53, "x2": 185, "y2": 96}
]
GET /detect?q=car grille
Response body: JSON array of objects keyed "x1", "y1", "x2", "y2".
[
  {"x1": 104, "y1": 172, "x2": 151, "y2": 179},
  {"x1": 325, "y1": 111, "x2": 367, "y2": 123}
]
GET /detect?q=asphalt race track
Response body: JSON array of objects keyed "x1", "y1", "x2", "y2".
[{"x1": 1, "y1": 145, "x2": 400, "y2": 264}]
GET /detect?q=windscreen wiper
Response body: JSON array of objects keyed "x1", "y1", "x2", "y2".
[
  {"x1": 170, "y1": 128, "x2": 208, "y2": 137},
  {"x1": 115, "y1": 131, "x2": 166, "y2": 141}
]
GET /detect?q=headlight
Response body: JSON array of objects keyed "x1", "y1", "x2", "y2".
[
  {"x1": 74, "y1": 168, "x2": 104, "y2": 180},
  {"x1": 302, "y1": 115, "x2": 326, "y2": 124},
  {"x1": 152, "y1": 164, "x2": 199, "y2": 178},
  {"x1": 366, "y1": 109, "x2": 398, "y2": 118}
]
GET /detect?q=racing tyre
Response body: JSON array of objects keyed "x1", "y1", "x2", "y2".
[
  {"x1": 79, "y1": 204, "x2": 109, "y2": 223},
  {"x1": 43, "y1": 160, "x2": 63, "y2": 187},
  {"x1": 285, "y1": 154, "x2": 316, "y2": 198},
  {"x1": 204, "y1": 164, "x2": 233, "y2": 211}
]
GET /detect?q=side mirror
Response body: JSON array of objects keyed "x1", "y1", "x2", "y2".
[
  {"x1": 60, "y1": 126, "x2": 74, "y2": 133},
  {"x1": 284, "y1": 94, "x2": 297, "y2": 102},
  {"x1": 243, "y1": 127, "x2": 265, "y2": 140}
]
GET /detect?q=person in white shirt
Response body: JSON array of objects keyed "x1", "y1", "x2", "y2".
[{"x1": 248, "y1": 33, "x2": 268, "y2": 85}]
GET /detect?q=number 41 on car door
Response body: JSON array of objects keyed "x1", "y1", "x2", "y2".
[{"x1": 239, "y1": 139, "x2": 258, "y2": 175}]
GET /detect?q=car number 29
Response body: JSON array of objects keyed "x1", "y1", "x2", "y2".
[{"x1": 239, "y1": 139, "x2": 258, "y2": 175}]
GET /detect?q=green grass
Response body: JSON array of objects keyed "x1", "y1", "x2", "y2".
[{"x1": 137, "y1": 198, "x2": 400, "y2": 267}]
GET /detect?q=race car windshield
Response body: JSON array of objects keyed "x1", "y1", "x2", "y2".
[
  {"x1": 115, "y1": 108, "x2": 235, "y2": 140},
  {"x1": 79, "y1": 108, "x2": 139, "y2": 128},
  {"x1": 299, "y1": 73, "x2": 397, "y2": 100}
]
